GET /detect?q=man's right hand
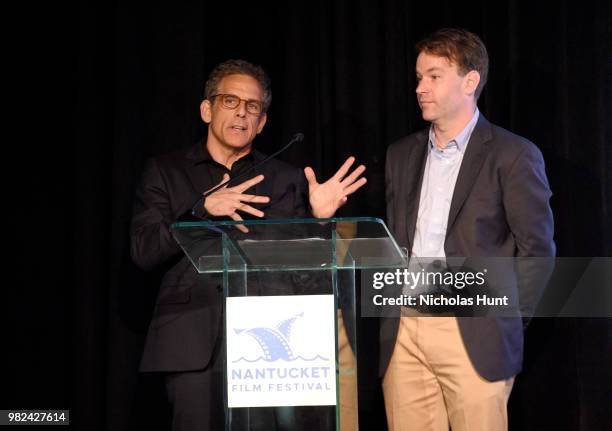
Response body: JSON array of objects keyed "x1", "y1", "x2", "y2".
[{"x1": 203, "y1": 173, "x2": 270, "y2": 233}]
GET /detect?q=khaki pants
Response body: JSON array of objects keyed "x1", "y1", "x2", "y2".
[
  {"x1": 382, "y1": 316, "x2": 514, "y2": 431},
  {"x1": 338, "y1": 309, "x2": 358, "y2": 430}
]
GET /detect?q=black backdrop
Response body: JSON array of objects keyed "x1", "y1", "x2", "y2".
[{"x1": 8, "y1": 0, "x2": 611, "y2": 430}]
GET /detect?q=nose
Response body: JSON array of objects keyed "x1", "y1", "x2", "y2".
[
  {"x1": 416, "y1": 80, "x2": 426, "y2": 95},
  {"x1": 235, "y1": 100, "x2": 247, "y2": 117}
]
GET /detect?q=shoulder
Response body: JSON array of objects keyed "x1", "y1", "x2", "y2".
[
  {"x1": 152, "y1": 144, "x2": 198, "y2": 168},
  {"x1": 387, "y1": 128, "x2": 428, "y2": 158},
  {"x1": 138, "y1": 144, "x2": 196, "y2": 178},
  {"x1": 135, "y1": 145, "x2": 199, "y2": 191},
  {"x1": 483, "y1": 119, "x2": 543, "y2": 161}
]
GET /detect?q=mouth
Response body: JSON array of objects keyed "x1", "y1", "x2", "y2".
[{"x1": 230, "y1": 125, "x2": 247, "y2": 131}]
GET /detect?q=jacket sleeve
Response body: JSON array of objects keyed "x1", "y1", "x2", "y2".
[
  {"x1": 502, "y1": 142, "x2": 556, "y2": 322},
  {"x1": 130, "y1": 157, "x2": 183, "y2": 271},
  {"x1": 502, "y1": 142, "x2": 555, "y2": 258}
]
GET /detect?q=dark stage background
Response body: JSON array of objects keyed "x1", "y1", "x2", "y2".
[{"x1": 8, "y1": 0, "x2": 611, "y2": 430}]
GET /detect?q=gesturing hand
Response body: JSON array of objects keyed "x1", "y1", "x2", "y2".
[
  {"x1": 203, "y1": 173, "x2": 270, "y2": 233},
  {"x1": 304, "y1": 156, "x2": 367, "y2": 219}
]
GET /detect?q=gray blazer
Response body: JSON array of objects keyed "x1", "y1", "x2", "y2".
[{"x1": 380, "y1": 114, "x2": 556, "y2": 381}]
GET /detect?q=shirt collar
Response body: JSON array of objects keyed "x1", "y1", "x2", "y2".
[
  {"x1": 190, "y1": 139, "x2": 255, "y2": 166},
  {"x1": 428, "y1": 108, "x2": 480, "y2": 153}
]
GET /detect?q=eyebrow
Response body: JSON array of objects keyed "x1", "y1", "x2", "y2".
[{"x1": 416, "y1": 67, "x2": 444, "y2": 75}]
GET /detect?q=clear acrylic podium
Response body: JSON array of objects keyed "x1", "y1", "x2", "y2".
[{"x1": 170, "y1": 217, "x2": 406, "y2": 431}]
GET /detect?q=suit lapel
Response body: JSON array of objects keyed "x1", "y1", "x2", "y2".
[
  {"x1": 445, "y1": 115, "x2": 492, "y2": 236},
  {"x1": 405, "y1": 130, "x2": 429, "y2": 249}
]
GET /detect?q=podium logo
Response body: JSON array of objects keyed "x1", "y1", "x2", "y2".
[
  {"x1": 232, "y1": 313, "x2": 329, "y2": 363},
  {"x1": 226, "y1": 294, "x2": 337, "y2": 407}
]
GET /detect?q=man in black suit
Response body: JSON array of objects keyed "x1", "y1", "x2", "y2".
[
  {"x1": 380, "y1": 29, "x2": 555, "y2": 431},
  {"x1": 130, "y1": 59, "x2": 366, "y2": 431}
]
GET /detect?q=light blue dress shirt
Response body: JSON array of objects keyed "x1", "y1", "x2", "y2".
[{"x1": 411, "y1": 109, "x2": 480, "y2": 259}]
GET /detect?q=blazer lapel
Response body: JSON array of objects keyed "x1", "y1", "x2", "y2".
[
  {"x1": 445, "y1": 115, "x2": 492, "y2": 236},
  {"x1": 405, "y1": 131, "x2": 429, "y2": 250}
]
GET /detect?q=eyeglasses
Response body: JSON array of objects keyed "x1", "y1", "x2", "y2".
[{"x1": 210, "y1": 93, "x2": 264, "y2": 115}]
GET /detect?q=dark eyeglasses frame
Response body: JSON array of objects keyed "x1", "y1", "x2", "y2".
[{"x1": 210, "y1": 93, "x2": 265, "y2": 115}]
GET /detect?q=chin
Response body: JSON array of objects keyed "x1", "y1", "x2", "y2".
[
  {"x1": 225, "y1": 140, "x2": 252, "y2": 152},
  {"x1": 421, "y1": 113, "x2": 436, "y2": 122},
  {"x1": 419, "y1": 107, "x2": 434, "y2": 122},
  {"x1": 224, "y1": 135, "x2": 251, "y2": 147}
]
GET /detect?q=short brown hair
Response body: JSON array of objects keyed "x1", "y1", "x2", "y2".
[
  {"x1": 416, "y1": 28, "x2": 489, "y2": 99},
  {"x1": 204, "y1": 59, "x2": 272, "y2": 112}
]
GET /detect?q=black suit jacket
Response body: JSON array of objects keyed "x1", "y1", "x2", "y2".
[
  {"x1": 130, "y1": 142, "x2": 309, "y2": 372},
  {"x1": 380, "y1": 115, "x2": 555, "y2": 381}
]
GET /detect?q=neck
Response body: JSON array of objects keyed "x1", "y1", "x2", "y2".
[
  {"x1": 432, "y1": 104, "x2": 476, "y2": 149},
  {"x1": 206, "y1": 141, "x2": 252, "y2": 170}
]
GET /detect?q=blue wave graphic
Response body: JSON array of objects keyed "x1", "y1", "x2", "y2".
[
  {"x1": 232, "y1": 354, "x2": 329, "y2": 364},
  {"x1": 233, "y1": 313, "x2": 330, "y2": 364}
]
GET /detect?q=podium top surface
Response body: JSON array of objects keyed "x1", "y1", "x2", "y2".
[{"x1": 171, "y1": 217, "x2": 407, "y2": 273}]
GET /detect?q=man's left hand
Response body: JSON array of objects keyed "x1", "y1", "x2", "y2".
[{"x1": 304, "y1": 156, "x2": 367, "y2": 219}]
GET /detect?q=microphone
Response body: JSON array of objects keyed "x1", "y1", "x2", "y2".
[
  {"x1": 203, "y1": 132, "x2": 304, "y2": 198},
  {"x1": 191, "y1": 133, "x2": 304, "y2": 217}
]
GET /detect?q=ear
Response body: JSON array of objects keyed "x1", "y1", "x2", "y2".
[
  {"x1": 464, "y1": 70, "x2": 481, "y2": 97},
  {"x1": 255, "y1": 113, "x2": 267, "y2": 134},
  {"x1": 200, "y1": 100, "x2": 212, "y2": 124}
]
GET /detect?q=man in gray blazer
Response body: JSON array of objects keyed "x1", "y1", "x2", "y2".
[{"x1": 380, "y1": 29, "x2": 555, "y2": 431}]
